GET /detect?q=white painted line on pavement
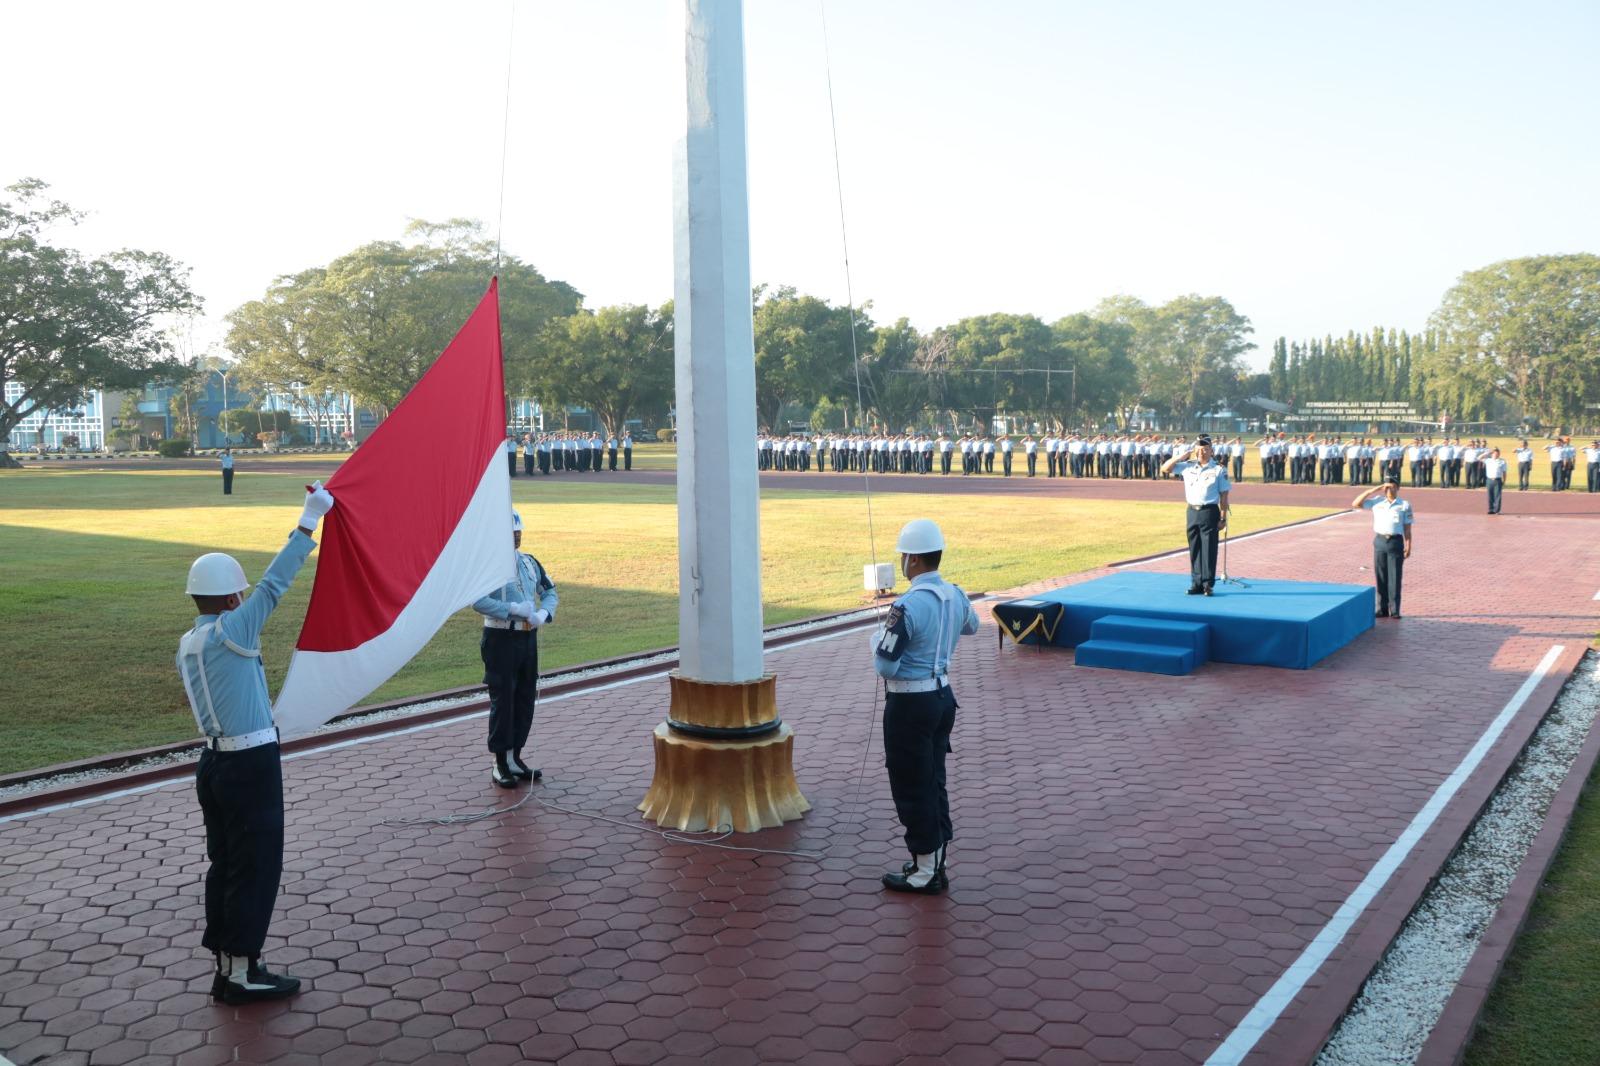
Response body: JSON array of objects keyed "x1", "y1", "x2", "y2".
[
  {"x1": 0, "y1": 620, "x2": 880, "y2": 826},
  {"x1": 1203, "y1": 643, "x2": 1568, "y2": 1066}
]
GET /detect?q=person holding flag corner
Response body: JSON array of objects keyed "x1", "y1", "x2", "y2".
[{"x1": 178, "y1": 481, "x2": 335, "y2": 1004}]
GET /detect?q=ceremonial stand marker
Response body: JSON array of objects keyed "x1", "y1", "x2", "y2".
[{"x1": 639, "y1": 0, "x2": 808, "y2": 832}]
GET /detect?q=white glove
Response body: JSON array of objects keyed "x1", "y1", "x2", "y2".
[
  {"x1": 508, "y1": 602, "x2": 533, "y2": 621},
  {"x1": 298, "y1": 481, "x2": 335, "y2": 531},
  {"x1": 529, "y1": 609, "x2": 550, "y2": 628}
]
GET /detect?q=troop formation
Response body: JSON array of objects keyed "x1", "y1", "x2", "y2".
[
  {"x1": 506, "y1": 431, "x2": 634, "y2": 475},
  {"x1": 755, "y1": 430, "x2": 1599, "y2": 492},
  {"x1": 757, "y1": 431, "x2": 1250, "y2": 480}
]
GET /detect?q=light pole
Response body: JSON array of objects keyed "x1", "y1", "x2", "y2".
[{"x1": 211, "y1": 366, "x2": 233, "y2": 445}]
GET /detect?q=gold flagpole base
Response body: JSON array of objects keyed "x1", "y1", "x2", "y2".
[{"x1": 638, "y1": 673, "x2": 810, "y2": 833}]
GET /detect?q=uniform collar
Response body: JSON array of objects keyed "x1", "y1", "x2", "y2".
[{"x1": 909, "y1": 571, "x2": 942, "y2": 587}]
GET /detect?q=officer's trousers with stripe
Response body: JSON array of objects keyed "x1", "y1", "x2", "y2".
[
  {"x1": 197, "y1": 744, "x2": 284, "y2": 958},
  {"x1": 883, "y1": 687, "x2": 956, "y2": 856}
]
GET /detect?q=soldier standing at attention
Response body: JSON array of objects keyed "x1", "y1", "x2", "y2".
[
  {"x1": 473, "y1": 510, "x2": 559, "y2": 788},
  {"x1": 1586, "y1": 440, "x2": 1600, "y2": 493},
  {"x1": 1484, "y1": 448, "x2": 1507, "y2": 514},
  {"x1": 220, "y1": 448, "x2": 235, "y2": 495},
  {"x1": 1023, "y1": 433, "x2": 1038, "y2": 477},
  {"x1": 873, "y1": 519, "x2": 979, "y2": 895},
  {"x1": 1353, "y1": 476, "x2": 1413, "y2": 619},
  {"x1": 1000, "y1": 434, "x2": 1014, "y2": 477},
  {"x1": 523, "y1": 434, "x2": 536, "y2": 476},
  {"x1": 1161, "y1": 435, "x2": 1231, "y2": 597},
  {"x1": 179, "y1": 482, "x2": 335, "y2": 1003},
  {"x1": 623, "y1": 431, "x2": 634, "y2": 471},
  {"x1": 607, "y1": 432, "x2": 619, "y2": 471},
  {"x1": 506, "y1": 434, "x2": 519, "y2": 477},
  {"x1": 1514, "y1": 440, "x2": 1533, "y2": 491}
]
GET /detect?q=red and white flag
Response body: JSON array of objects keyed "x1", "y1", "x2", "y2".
[{"x1": 274, "y1": 279, "x2": 515, "y2": 738}]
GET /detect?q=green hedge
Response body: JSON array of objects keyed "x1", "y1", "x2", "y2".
[{"x1": 156, "y1": 439, "x2": 192, "y2": 458}]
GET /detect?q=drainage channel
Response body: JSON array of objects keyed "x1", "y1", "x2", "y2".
[{"x1": 1317, "y1": 649, "x2": 1600, "y2": 1066}]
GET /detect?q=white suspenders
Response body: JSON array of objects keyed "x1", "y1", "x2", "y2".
[
  {"x1": 176, "y1": 620, "x2": 261, "y2": 737},
  {"x1": 908, "y1": 582, "x2": 961, "y2": 679}
]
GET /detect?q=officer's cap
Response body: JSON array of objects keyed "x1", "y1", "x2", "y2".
[
  {"x1": 1383, "y1": 475, "x2": 1400, "y2": 485},
  {"x1": 1195, "y1": 435, "x2": 1213, "y2": 447}
]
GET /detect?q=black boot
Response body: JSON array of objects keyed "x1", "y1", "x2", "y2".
[
  {"x1": 508, "y1": 749, "x2": 541, "y2": 782},
  {"x1": 491, "y1": 752, "x2": 517, "y2": 789},
  {"x1": 884, "y1": 847, "x2": 946, "y2": 894}
]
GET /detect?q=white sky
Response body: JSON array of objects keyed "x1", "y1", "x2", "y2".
[{"x1": 4, "y1": 0, "x2": 1597, "y2": 369}]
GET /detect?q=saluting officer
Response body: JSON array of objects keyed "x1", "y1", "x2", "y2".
[
  {"x1": 1353, "y1": 476, "x2": 1413, "y2": 618},
  {"x1": 1484, "y1": 448, "x2": 1507, "y2": 514},
  {"x1": 473, "y1": 510, "x2": 559, "y2": 788},
  {"x1": 179, "y1": 482, "x2": 335, "y2": 1004},
  {"x1": 873, "y1": 519, "x2": 979, "y2": 894},
  {"x1": 1162, "y1": 435, "x2": 1232, "y2": 596}
]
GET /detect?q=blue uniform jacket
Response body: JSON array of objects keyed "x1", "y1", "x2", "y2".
[
  {"x1": 178, "y1": 530, "x2": 313, "y2": 738},
  {"x1": 473, "y1": 553, "x2": 559, "y2": 622},
  {"x1": 873, "y1": 572, "x2": 979, "y2": 680}
]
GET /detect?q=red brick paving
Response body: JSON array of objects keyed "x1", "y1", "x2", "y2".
[{"x1": 2, "y1": 507, "x2": 1596, "y2": 1065}]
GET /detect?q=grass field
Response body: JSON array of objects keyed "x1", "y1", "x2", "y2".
[
  {"x1": 0, "y1": 465, "x2": 1328, "y2": 775},
  {"x1": 1464, "y1": 757, "x2": 1600, "y2": 1065}
]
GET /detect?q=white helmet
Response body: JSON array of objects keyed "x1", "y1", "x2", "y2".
[
  {"x1": 895, "y1": 518, "x2": 945, "y2": 555},
  {"x1": 186, "y1": 553, "x2": 250, "y2": 596}
]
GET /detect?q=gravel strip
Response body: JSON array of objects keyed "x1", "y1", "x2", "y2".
[
  {"x1": 1316, "y1": 650, "x2": 1600, "y2": 1066},
  {"x1": 0, "y1": 608, "x2": 887, "y2": 805}
]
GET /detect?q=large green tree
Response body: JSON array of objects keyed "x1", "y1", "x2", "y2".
[
  {"x1": 752, "y1": 286, "x2": 860, "y2": 430},
  {"x1": 0, "y1": 179, "x2": 199, "y2": 465},
  {"x1": 1049, "y1": 313, "x2": 1134, "y2": 428},
  {"x1": 533, "y1": 303, "x2": 674, "y2": 434},
  {"x1": 226, "y1": 220, "x2": 580, "y2": 421},
  {"x1": 926, "y1": 312, "x2": 1057, "y2": 429},
  {"x1": 1425, "y1": 254, "x2": 1600, "y2": 428}
]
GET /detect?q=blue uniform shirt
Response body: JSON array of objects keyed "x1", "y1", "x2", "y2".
[
  {"x1": 1363, "y1": 496, "x2": 1414, "y2": 535},
  {"x1": 474, "y1": 552, "x2": 559, "y2": 622},
  {"x1": 1173, "y1": 460, "x2": 1232, "y2": 505},
  {"x1": 177, "y1": 530, "x2": 314, "y2": 738},
  {"x1": 873, "y1": 571, "x2": 980, "y2": 680}
]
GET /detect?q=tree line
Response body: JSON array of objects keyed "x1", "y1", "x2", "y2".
[{"x1": 4, "y1": 178, "x2": 1597, "y2": 466}]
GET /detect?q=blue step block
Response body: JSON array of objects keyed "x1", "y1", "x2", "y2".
[
  {"x1": 1089, "y1": 615, "x2": 1211, "y2": 663},
  {"x1": 1074, "y1": 639, "x2": 1198, "y2": 676}
]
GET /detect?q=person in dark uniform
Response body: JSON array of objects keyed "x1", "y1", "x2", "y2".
[
  {"x1": 506, "y1": 435, "x2": 519, "y2": 477},
  {"x1": 537, "y1": 433, "x2": 552, "y2": 475},
  {"x1": 473, "y1": 510, "x2": 559, "y2": 787},
  {"x1": 1353, "y1": 476, "x2": 1413, "y2": 618},
  {"x1": 607, "y1": 433, "x2": 619, "y2": 471},
  {"x1": 219, "y1": 448, "x2": 234, "y2": 495},
  {"x1": 623, "y1": 432, "x2": 634, "y2": 470},
  {"x1": 522, "y1": 435, "x2": 535, "y2": 476},
  {"x1": 178, "y1": 482, "x2": 334, "y2": 1004},
  {"x1": 1162, "y1": 435, "x2": 1232, "y2": 596},
  {"x1": 873, "y1": 519, "x2": 979, "y2": 895},
  {"x1": 1514, "y1": 441, "x2": 1532, "y2": 491}
]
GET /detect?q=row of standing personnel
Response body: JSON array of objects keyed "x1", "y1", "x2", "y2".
[
  {"x1": 757, "y1": 432, "x2": 1600, "y2": 491},
  {"x1": 506, "y1": 432, "x2": 634, "y2": 475}
]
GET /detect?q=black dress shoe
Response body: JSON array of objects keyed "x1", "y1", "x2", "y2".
[
  {"x1": 215, "y1": 960, "x2": 301, "y2": 1004},
  {"x1": 491, "y1": 757, "x2": 518, "y2": 789},
  {"x1": 1202, "y1": 585, "x2": 1213, "y2": 596},
  {"x1": 1186, "y1": 586, "x2": 1203, "y2": 596},
  {"x1": 1376, "y1": 609, "x2": 1389, "y2": 618},
  {"x1": 882, "y1": 871, "x2": 946, "y2": 895},
  {"x1": 1390, "y1": 612, "x2": 1401, "y2": 619}
]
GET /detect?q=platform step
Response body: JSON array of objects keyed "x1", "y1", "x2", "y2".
[
  {"x1": 1089, "y1": 615, "x2": 1211, "y2": 661},
  {"x1": 1075, "y1": 639, "x2": 1198, "y2": 676}
]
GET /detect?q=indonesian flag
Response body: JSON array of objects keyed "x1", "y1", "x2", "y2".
[{"x1": 273, "y1": 279, "x2": 516, "y2": 738}]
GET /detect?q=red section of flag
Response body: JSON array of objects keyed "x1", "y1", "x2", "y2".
[{"x1": 297, "y1": 279, "x2": 506, "y2": 652}]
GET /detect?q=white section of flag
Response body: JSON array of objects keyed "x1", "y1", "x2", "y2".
[{"x1": 273, "y1": 451, "x2": 514, "y2": 739}]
